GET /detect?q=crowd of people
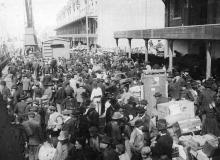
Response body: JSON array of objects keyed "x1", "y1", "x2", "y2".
[{"x1": 1, "y1": 51, "x2": 220, "y2": 160}]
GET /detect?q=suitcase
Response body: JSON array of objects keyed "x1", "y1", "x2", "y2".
[
  {"x1": 202, "y1": 139, "x2": 219, "y2": 157},
  {"x1": 172, "y1": 117, "x2": 201, "y2": 137}
]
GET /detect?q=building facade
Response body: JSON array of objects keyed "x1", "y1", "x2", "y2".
[
  {"x1": 56, "y1": 0, "x2": 98, "y2": 47},
  {"x1": 164, "y1": 0, "x2": 220, "y2": 58},
  {"x1": 114, "y1": 0, "x2": 220, "y2": 79},
  {"x1": 56, "y1": 0, "x2": 165, "y2": 48}
]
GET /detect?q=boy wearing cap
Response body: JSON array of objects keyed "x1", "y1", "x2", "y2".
[{"x1": 151, "y1": 119, "x2": 173, "y2": 160}]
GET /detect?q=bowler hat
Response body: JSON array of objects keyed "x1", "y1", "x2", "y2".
[
  {"x1": 140, "y1": 100, "x2": 148, "y2": 105},
  {"x1": 154, "y1": 92, "x2": 162, "y2": 97}
]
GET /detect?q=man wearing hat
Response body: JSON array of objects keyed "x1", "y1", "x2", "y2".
[
  {"x1": 62, "y1": 92, "x2": 78, "y2": 111},
  {"x1": 14, "y1": 94, "x2": 28, "y2": 116},
  {"x1": 22, "y1": 111, "x2": 43, "y2": 160},
  {"x1": 22, "y1": 74, "x2": 32, "y2": 95},
  {"x1": 89, "y1": 126, "x2": 100, "y2": 152},
  {"x1": 87, "y1": 102, "x2": 99, "y2": 128},
  {"x1": 62, "y1": 109, "x2": 83, "y2": 143},
  {"x1": 154, "y1": 92, "x2": 169, "y2": 109},
  {"x1": 0, "y1": 80, "x2": 10, "y2": 101},
  {"x1": 53, "y1": 131, "x2": 74, "y2": 160},
  {"x1": 11, "y1": 84, "x2": 20, "y2": 105},
  {"x1": 151, "y1": 119, "x2": 173, "y2": 160},
  {"x1": 106, "y1": 112, "x2": 124, "y2": 144},
  {"x1": 198, "y1": 78, "x2": 219, "y2": 136},
  {"x1": 100, "y1": 136, "x2": 119, "y2": 160},
  {"x1": 33, "y1": 81, "x2": 44, "y2": 100},
  {"x1": 25, "y1": 98, "x2": 35, "y2": 113},
  {"x1": 105, "y1": 98, "x2": 119, "y2": 124},
  {"x1": 55, "y1": 83, "x2": 66, "y2": 113},
  {"x1": 75, "y1": 83, "x2": 86, "y2": 106},
  {"x1": 129, "y1": 119, "x2": 145, "y2": 159}
]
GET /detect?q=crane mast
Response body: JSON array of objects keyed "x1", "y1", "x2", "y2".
[{"x1": 24, "y1": 0, "x2": 38, "y2": 55}]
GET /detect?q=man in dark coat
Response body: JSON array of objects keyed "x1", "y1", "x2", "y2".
[
  {"x1": 169, "y1": 72, "x2": 186, "y2": 100},
  {"x1": 0, "y1": 80, "x2": 10, "y2": 101},
  {"x1": 151, "y1": 119, "x2": 173, "y2": 160},
  {"x1": 55, "y1": 84, "x2": 66, "y2": 113},
  {"x1": 50, "y1": 58, "x2": 57, "y2": 74},
  {"x1": 11, "y1": 84, "x2": 20, "y2": 105},
  {"x1": 87, "y1": 103, "x2": 99, "y2": 128},
  {"x1": 105, "y1": 98, "x2": 118, "y2": 123},
  {"x1": 14, "y1": 95, "x2": 28, "y2": 117},
  {"x1": 154, "y1": 92, "x2": 169, "y2": 109},
  {"x1": 198, "y1": 80, "x2": 220, "y2": 136},
  {"x1": 62, "y1": 110, "x2": 81, "y2": 143},
  {"x1": 22, "y1": 112, "x2": 43, "y2": 160},
  {"x1": 100, "y1": 136, "x2": 119, "y2": 160}
]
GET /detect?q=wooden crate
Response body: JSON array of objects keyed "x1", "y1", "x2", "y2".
[{"x1": 142, "y1": 73, "x2": 168, "y2": 108}]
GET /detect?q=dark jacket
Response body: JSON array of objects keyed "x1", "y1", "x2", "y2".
[
  {"x1": 87, "y1": 108, "x2": 99, "y2": 128},
  {"x1": 102, "y1": 147, "x2": 119, "y2": 160},
  {"x1": 198, "y1": 88, "x2": 216, "y2": 116},
  {"x1": 105, "y1": 106, "x2": 115, "y2": 123},
  {"x1": 55, "y1": 87, "x2": 66, "y2": 104},
  {"x1": 2, "y1": 87, "x2": 10, "y2": 101},
  {"x1": 14, "y1": 101, "x2": 28, "y2": 115},
  {"x1": 62, "y1": 97, "x2": 78, "y2": 110},
  {"x1": 22, "y1": 118, "x2": 43, "y2": 145},
  {"x1": 69, "y1": 147, "x2": 97, "y2": 160},
  {"x1": 151, "y1": 134, "x2": 173, "y2": 159},
  {"x1": 62, "y1": 118, "x2": 80, "y2": 140}
]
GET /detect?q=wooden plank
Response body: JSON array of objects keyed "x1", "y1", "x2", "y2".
[{"x1": 57, "y1": 33, "x2": 98, "y2": 38}]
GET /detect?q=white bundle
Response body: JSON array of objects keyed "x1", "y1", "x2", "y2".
[{"x1": 38, "y1": 142, "x2": 56, "y2": 160}]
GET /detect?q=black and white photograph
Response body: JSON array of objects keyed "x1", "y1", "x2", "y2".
[{"x1": 0, "y1": 0, "x2": 220, "y2": 160}]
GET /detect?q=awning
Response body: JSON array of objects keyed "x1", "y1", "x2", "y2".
[{"x1": 114, "y1": 24, "x2": 220, "y2": 40}]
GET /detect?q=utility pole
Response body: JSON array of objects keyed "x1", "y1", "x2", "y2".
[{"x1": 86, "y1": 0, "x2": 89, "y2": 52}]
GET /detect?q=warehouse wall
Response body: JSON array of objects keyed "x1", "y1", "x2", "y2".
[
  {"x1": 97, "y1": 0, "x2": 165, "y2": 48},
  {"x1": 173, "y1": 40, "x2": 189, "y2": 56}
]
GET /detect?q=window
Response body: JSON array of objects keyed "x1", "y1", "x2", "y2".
[
  {"x1": 51, "y1": 44, "x2": 64, "y2": 48},
  {"x1": 174, "y1": 0, "x2": 181, "y2": 18}
]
